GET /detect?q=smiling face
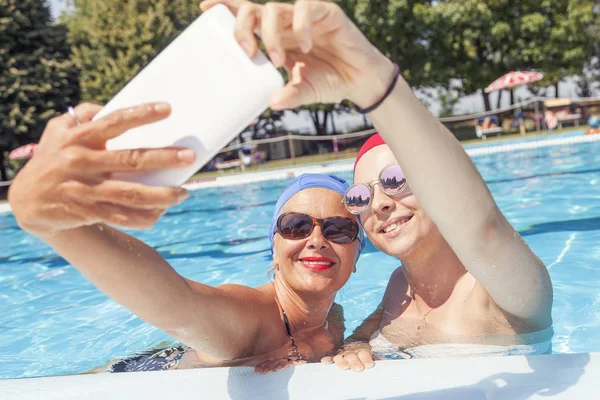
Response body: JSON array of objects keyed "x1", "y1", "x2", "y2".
[
  {"x1": 272, "y1": 188, "x2": 360, "y2": 295},
  {"x1": 354, "y1": 145, "x2": 441, "y2": 259}
]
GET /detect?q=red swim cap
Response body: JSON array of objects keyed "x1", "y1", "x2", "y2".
[{"x1": 354, "y1": 133, "x2": 386, "y2": 170}]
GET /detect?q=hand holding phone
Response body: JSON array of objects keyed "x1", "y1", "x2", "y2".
[{"x1": 95, "y1": 4, "x2": 284, "y2": 186}]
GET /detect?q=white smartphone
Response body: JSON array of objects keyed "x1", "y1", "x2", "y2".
[{"x1": 94, "y1": 4, "x2": 284, "y2": 186}]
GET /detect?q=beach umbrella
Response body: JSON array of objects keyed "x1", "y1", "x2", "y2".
[
  {"x1": 484, "y1": 71, "x2": 544, "y2": 93},
  {"x1": 485, "y1": 71, "x2": 544, "y2": 133},
  {"x1": 9, "y1": 143, "x2": 37, "y2": 160}
]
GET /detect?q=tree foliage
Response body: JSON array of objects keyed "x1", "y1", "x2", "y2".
[
  {"x1": 420, "y1": 0, "x2": 597, "y2": 110},
  {"x1": 348, "y1": 0, "x2": 434, "y2": 87},
  {"x1": 0, "y1": 0, "x2": 80, "y2": 180},
  {"x1": 62, "y1": 0, "x2": 201, "y2": 103}
]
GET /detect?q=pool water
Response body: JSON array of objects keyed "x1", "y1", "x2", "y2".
[{"x1": 1, "y1": 133, "x2": 600, "y2": 379}]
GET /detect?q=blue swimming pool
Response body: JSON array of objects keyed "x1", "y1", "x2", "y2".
[{"x1": 1, "y1": 132, "x2": 600, "y2": 379}]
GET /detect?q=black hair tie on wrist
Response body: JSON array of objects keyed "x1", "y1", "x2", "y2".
[{"x1": 353, "y1": 63, "x2": 400, "y2": 115}]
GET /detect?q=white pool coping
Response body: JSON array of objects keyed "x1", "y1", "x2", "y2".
[{"x1": 1, "y1": 352, "x2": 598, "y2": 399}]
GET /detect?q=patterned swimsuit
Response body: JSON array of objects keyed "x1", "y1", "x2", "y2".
[
  {"x1": 110, "y1": 306, "x2": 300, "y2": 372},
  {"x1": 109, "y1": 345, "x2": 188, "y2": 372}
]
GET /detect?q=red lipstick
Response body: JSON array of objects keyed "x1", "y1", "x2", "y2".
[{"x1": 299, "y1": 256, "x2": 335, "y2": 271}]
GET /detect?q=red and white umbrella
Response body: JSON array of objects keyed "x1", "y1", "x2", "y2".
[
  {"x1": 484, "y1": 71, "x2": 544, "y2": 93},
  {"x1": 9, "y1": 143, "x2": 37, "y2": 160}
]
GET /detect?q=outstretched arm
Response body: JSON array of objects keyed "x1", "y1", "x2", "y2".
[
  {"x1": 9, "y1": 103, "x2": 264, "y2": 359},
  {"x1": 44, "y1": 225, "x2": 264, "y2": 359}
]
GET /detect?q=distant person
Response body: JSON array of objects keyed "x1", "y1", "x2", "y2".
[
  {"x1": 585, "y1": 115, "x2": 600, "y2": 135},
  {"x1": 476, "y1": 116, "x2": 498, "y2": 131},
  {"x1": 545, "y1": 110, "x2": 558, "y2": 130}
]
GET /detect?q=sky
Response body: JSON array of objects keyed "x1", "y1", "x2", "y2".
[{"x1": 48, "y1": 0, "x2": 594, "y2": 133}]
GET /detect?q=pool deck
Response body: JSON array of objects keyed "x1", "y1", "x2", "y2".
[{"x1": 1, "y1": 352, "x2": 598, "y2": 399}]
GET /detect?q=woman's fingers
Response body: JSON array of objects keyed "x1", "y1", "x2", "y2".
[
  {"x1": 321, "y1": 355, "x2": 334, "y2": 364},
  {"x1": 69, "y1": 103, "x2": 172, "y2": 149},
  {"x1": 261, "y1": 3, "x2": 291, "y2": 67},
  {"x1": 270, "y1": 60, "x2": 315, "y2": 110},
  {"x1": 200, "y1": 0, "x2": 245, "y2": 14},
  {"x1": 54, "y1": 145, "x2": 195, "y2": 183},
  {"x1": 332, "y1": 353, "x2": 350, "y2": 370},
  {"x1": 293, "y1": 0, "x2": 313, "y2": 53},
  {"x1": 254, "y1": 358, "x2": 294, "y2": 374},
  {"x1": 90, "y1": 147, "x2": 195, "y2": 173},
  {"x1": 274, "y1": 359, "x2": 293, "y2": 372},
  {"x1": 39, "y1": 103, "x2": 104, "y2": 149},
  {"x1": 331, "y1": 349, "x2": 373, "y2": 372},
  {"x1": 341, "y1": 352, "x2": 365, "y2": 372},
  {"x1": 78, "y1": 180, "x2": 188, "y2": 210},
  {"x1": 357, "y1": 349, "x2": 375, "y2": 369},
  {"x1": 234, "y1": 1, "x2": 260, "y2": 57},
  {"x1": 47, "y1": 103, "x2": 103, "y2": 131},
  {"x1": 72, "y1": 103, "x2": 105, "y2": 124}
]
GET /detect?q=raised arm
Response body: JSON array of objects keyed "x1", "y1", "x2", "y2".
[
  {"x1": 367, "y1": 72, "x2": 552, "y2": 328},
  {"x1": 9, "y1": 103, "x2": 264, "y2": 359},
  {"x1": 44, "y1": 224, "x2": 265, "y2": 359},
  {"x1": 203, "y1": 0, "x2": 552, "y2": 329}
]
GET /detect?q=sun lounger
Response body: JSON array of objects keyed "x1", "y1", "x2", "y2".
[
  {"x1": 557, "y1": 114, "x2": 581, "y2": 129},
  {"x1": 476, "y1": 126, "x2": 502, "y2": 139},
  {"x1": 215, "y1": 159, "x2": 242, "y2": 171}
]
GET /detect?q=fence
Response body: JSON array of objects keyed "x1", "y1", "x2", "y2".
[
  {"x1": 439, "y1": 95, "x2": 600, "y2": 141},
  {"x1": 206, "y1": 96, "x2": 600, "y2": 173}
]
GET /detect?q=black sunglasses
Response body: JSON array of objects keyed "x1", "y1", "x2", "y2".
[{"x1": 276, "y1": 212, "x2": 360, "y2": 244}]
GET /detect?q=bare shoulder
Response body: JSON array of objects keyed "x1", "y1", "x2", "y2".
[
  {"x1": 215, "y1": 283, "x2": 272, "y2": 302},
  {"x1": 383, "y1": 266, "x2": 409, "y2": 297},
  {"x1": 381, "y1": 266, "x2": 410, "y2": 316},
  {"x1": 183, "y1": 279, "x2": 271, "y2": 303},
  {"x1": 183, "y1": 279, "x2": 278, "y2": 331},
  {"x1": 389, "y1": 266, "x2": 407, "y2": 285}
]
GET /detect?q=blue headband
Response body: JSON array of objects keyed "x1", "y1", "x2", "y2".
[{"x1": 268, "y1": 173, "x2": 365, "y2": 254}]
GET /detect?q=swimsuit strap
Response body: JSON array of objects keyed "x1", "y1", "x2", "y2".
[{"x1": 281, "y1": 308, "x2": 304, "y2": 362}]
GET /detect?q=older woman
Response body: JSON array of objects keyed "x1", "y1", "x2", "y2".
[
  {"x1": 197, "y1": 0, "x2": 554, "y2": 371},
  {"x1": 8, "y1": 101, "x2": 364, "y2": 373}
]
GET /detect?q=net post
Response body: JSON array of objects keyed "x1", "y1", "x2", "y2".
[
  {"x1": 534, "y1": 100, "x2": 541, "y2": 132},
  {"x1": 287, "y1": 132, "x2": 296, "y2": 165}
]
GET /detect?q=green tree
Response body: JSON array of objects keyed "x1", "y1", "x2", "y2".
[
  {"x1": 243, "y1": 0, "x2": 365, "y2": 136},
  {"x1": 0, "y1": 0, "x2": 80, "y2": 181},
  {"x1": 436, "y1": 88, "x2": 460, "y2": 118},
  {"x1": 422, "y1": 0, "x2": 596, "y2": 110},
  {"x1": 163, "y1": 0, "x2": 202, "y2": 32},
  {"x1": 350, "y1": 0, "x2": 434, "y2": 88},
  {"x1": 533, "y1": 0, "x2": 597, "y2": 97},
  {"x1": 245, "y1": 109, "x2": 285, "y2": 139},
  {"x1": 574, "y1": 73, "x2": 597, "y2": 97},
  {"x1": 587, "y1": 5, "x2": 600, "y2": 89},
  {"x1": 62, "y1": 0, "x2": 195, "y2": 103}
]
